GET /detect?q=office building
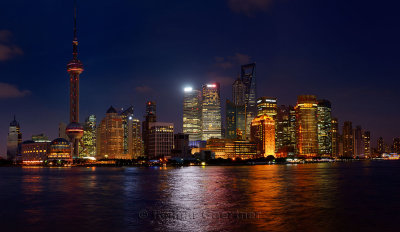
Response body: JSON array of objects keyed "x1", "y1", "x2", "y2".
[
  {"x1": 393, "y1": 138, "x2": 400, "y2": 154},
  {"x1": 377, "y1": 137, "x2": 384, "y2": 154},
  {"x1": 241, "y1": 63, "x2": 257, "y2": 138},
  {"x1": 295, "y1": 95, "x2": 318, "y2": 158},
  {"x1": 7, "y1": 116, "x2": 22, "y2": 161},
  {"x1": 317, "y1": 99, "x2": 332, "y2": 157},
  {"x1": 342, "y1": 121, "x2": 354, "y2": 158},
  {"x1": 225, "y1": 99, "x2": 246, "y2": 140},
  {"x1": 353, "y1": 126, "x2": 364, "y2": 158},
  {"x1": 363, "y1": 131, "x2": 371, "y2": 157},
  {"x1": 205, "y1": 138, "x2": 257, "y2": 159},
  {"x1": 81, "y1": 115, "x2": 96, "y2": 157},
  {"x1": 147, "y1": 122, "x2": 174, "y2": 159},
  {"x1": 142, "y1": 101, "x2": 157, "y2": 156},
  {"x1": 20, "y1": 140, "x2": 49, "y2": 165},
  {"x1": 172, "y1": 133, "x2": 191, "y2": 158},
  {"x1": 183, "y1": 87, "x2": 202, "y2": 142},
  {"x1": 201, "y1": 83, "x2": 221, "y2": 141},
  {"x1": 96, "y1": 106, "x2": 124, "y2": 159},
  {"x1": 257, "y1": 97, "x2": 277, "y2": 118},
  {"x1": 331, "y1": 118, "x2": 339, "y2": 158},
  {"x1": 250, "y1": 115, "x2": 275, "y2": 157}
]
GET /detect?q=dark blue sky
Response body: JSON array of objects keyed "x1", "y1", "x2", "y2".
[{"x1": 1, "y1": 0, "x2": 400, "y2": 155}]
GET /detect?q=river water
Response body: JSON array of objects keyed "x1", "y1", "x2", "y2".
[{"x1": 0, "y1": 161, "x2": 399, "y2": 232}]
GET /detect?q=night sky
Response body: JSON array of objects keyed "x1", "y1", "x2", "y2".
[{"x1": 0, "y1": 0, "x2": 399, "y2": 156}]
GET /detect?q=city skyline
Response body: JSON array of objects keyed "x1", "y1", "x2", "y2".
[{"x1": 1, "y1": 0, "x2": 400, "y2": 155}]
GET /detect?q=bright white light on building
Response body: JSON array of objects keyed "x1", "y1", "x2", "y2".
[
  {"x1": 128, "y1": 116, "x2": 132, "y2": 120},
  {"x1": 184, "y1": 87, "x2": 193, "y2": 92},
  {"x1": 207, "y1": 84, "x2": 216, "y2": 88}
]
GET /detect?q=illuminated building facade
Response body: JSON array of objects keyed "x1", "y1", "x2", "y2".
[
  {"x1": 148, "y1": 122, "x2": 174, "y2": 159},
  {"x1": 81, "y1": 115, "x2": 96, "y2": 157},
  {"x1": 250, "y1": 115, "x2": 275, "y2": 157},
  {"x1": 331, "y1": 118, "x2": 339, "y2": 158},
  {"x1": 96, "y1": 106, "x2": 124, "y2": 159},
  {"x1": 183, "y1": 87, "x2": 202, "y2": 142},
  {"x1": 295, "y1": 95, "x2": 318, "y2": 158},
  {"x1": 119, "y1": 106, "x2": 137, "y2": 158},
  {"x1": 353, "y1": 125, "x2": 364, "y2": 158},
  {"x1": 257, "y1": 97, "x2": 277, "y2": 118},
  {"x1": 47, "y1": 138, "x2": 72, "y2": 163},
  {"x1": 363, "y1": 131, "x2": 371, "y2": 157},
  {"x1": 241, "y1": 63, "x2": 257, "y2": 138},
  {"x1": 342, "y1": 121, "x2": 354, "y2": 158},
  {"x1": 32, "y1": 134, "x2": 49, "y2": 142},
  {"x1": 201, "y1": 83, "x2": 221, "y2": 141},
  {"x1": 317, "y1": 99, "x2": 332, "y2": 157},
  {"x1": 276, "y1": 105, "x2": 294, "y2": 153},
  {"x1": 7, "y1": 116, "x2": 22, "y2": 161},
  {"x1": 143, "y1": 101, "x2": 157, "y2": 156},
  {"x1": 377, "y1": 137, "x2": 384, "y2": 154},
  {"x1": 205, "y1": 138, "x2": 257, "y2": 159},
  {"x1": 393, "y1": 138, "x2": 400, "y2": 154},
  {"x1": 20, "y1": 140, "x2": 48, "y2": 164},
  {"x1": 131, "y1": 117, "x2": 143, "y2": 158}
]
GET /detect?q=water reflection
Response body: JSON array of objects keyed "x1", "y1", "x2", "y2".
[{"x1": 0, "y1": 162, "x2": 399, "y2": 231}]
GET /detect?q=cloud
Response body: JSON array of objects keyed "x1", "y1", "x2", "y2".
[
  {"x1": 215, "y1": 53, "x2": 251, "y2": 69},
  {"x1": 0, "y1": 83, "x2": 31, "y2": 99},
  {"x1": 0, "y1": 30, "x2": 23, "y2": 61},
  {"x1": 228, "y1": 0, "x2": 273, "y2": 16},
  {"x1": 206, "y1": 72, "x2": 235, "y2": 86},
  {"x1": 135, "y1": 85, "x2": 153, "y2": 93}
]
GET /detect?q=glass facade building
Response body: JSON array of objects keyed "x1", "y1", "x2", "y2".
[
  {"x1": 80, "y1": 115, "x2": 96, "y2": 157},
  {"x1": 331, "y1": 117, "x2": 339, "y2": 158},
  {"x1": 241, "y1": 63, "x2": 257, "y2": 138},
  {"x1": 342, "y1": 121, "x2": 354, "y2": 158},
  {"x1": 317, "y1": 99, "x2": 332, "y2": 157},
  {"x1": 225, "y1": 99, "x2": 246, "y2": 140},
  {"x1": 250, "y1": 115, "x2": 275, "y2": 157},
  {"x1": 201, "y1": 83, "x2": 222, "y2": 141},
  {"x1": 183, "y1": 87, "x2": 202, "y2": 142},
  {"x1": 295, "y1": 95, "x2": 318, "y2": 158}
]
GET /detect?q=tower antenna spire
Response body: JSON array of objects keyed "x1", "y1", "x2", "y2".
[
  {"x1": 72, "y1": 0, "x2": 78, "y2": 59},
  {"x1": 74, "y1": 0, "x2": 77, "y2": 40}
]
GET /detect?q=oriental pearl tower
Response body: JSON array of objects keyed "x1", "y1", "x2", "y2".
[{"x1": 65, "y1": 1, "x2": 84, "y2": 158}]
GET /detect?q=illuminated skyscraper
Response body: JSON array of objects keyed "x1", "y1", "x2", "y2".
[
  {"x1": 148, "y1": 122, "x2": 174, "y2": 159},
  {"x1": 7, "y1": 116, "x2": 22, "y2": 161},
  {"x1": 96, "y1": 106, "x2": 124, "y2": 159},
  {"x1": 257, "y1": 97, "x2": 277, "y2": 118},
  {"x1": 241, "y1": 63, "x2": 257, "y2": 138},
  {"x1": 143, "y1": 101, "x2": 157, "y2": 156},
  {"x1": 377, "y1": 137, "x2": 384, "y2": 154},
  {"x1": 342, "y1": 121, "x2": 354, "y2": 158},
  {"x1": 183, "y1": 87, "x2": 202, "y2": 142},
  {"x1": 295, "y1": 95, "x2": 318, "y2": 158},
  {"x1": 276, "y1": 105, "x2": 293, "y2": 153},
  {"x1": 317, "y1": 99, "x2": 332, "y2": 157},
  {"x1": 331, "y1": 117, "x2": 339, "y2": 157},
  {"x1": 81, "y1": 115, "x2": 96, "y2": 157},
  {"x1": 363, "y1": 131, "x2": 371, "y2": 157},
  {"x1": 131, "y1": 117, "x2": 143, "y2": 158},
  {"x1": 353, "y1": 125, "x2": 364, "y2": 158},
  {"x1": 393, "y1": 138, "x2": 400, "y2": 154},
  {"x1": 201, "y1": 83, "x2": 221, "y2": 141},
  {"x1": 65, "y1": 2, "x2": 84, "y2": 158},
  {"x1": 119, "y1": 106, "x2": 134, "y2": 157},
  {"x1": 250, "y1": 115, "x2": 275, "y2": 157}
]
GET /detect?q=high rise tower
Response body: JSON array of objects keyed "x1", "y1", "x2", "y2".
[
  {"x1": 65, "y1": 1, "x2": 84, "y2": 158},
  {"x1": 295, "y1": 95, "x2": 318, "y2": 158},
  {"x1": 201, "y1": 83, "x2": 222, "y2": 141},
  {"x1": 7, "y1": 116, "x2": 22, "y2": 161},
  {"x1": 241, "y1": 63, "x2": 257, "y2": 138},
  {"x1": 183, "y1": 87, "x2": 202, "y2": 142}
]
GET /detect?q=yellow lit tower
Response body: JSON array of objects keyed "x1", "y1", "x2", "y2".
[
  {"x1": 65, "y1": 2, "x2": 84, "y2": 158},
  {"x1": 295, "y1": 95, "x2": 318, "y2": 158}
]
